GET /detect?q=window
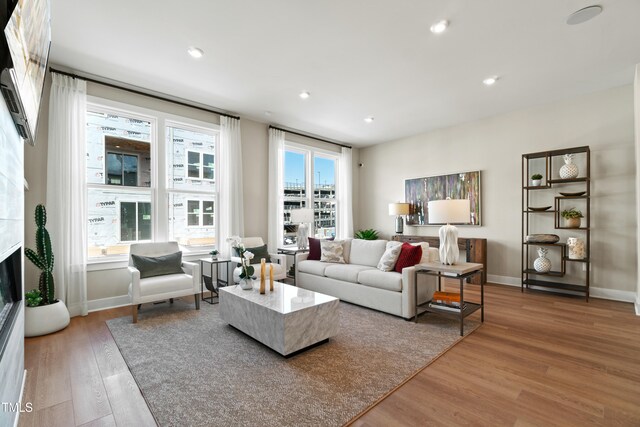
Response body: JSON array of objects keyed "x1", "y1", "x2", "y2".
[
  {"x1": 167, "y1": 123, "x2": 217, "y2": 248},
  {"x1": 186, "y1": 200, "x2": 215, "y2": 227},
  {"x1": 86, "y1": 101, "x2": 218, "y2": 259},
  {"x1": 120, "y1": 201, "x2": 152, "y2": 241},
  {"x1": 187, "y1": 151, "x2": 215, "y2": 180},
  {"x1": 282, "y1": 145, "x2": 338, "y2": 245}
]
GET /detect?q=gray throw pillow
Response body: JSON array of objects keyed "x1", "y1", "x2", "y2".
[
  {"x1": 244, "y1": 244, "x2": 270, "y2": 264},
  {"x1": 131, "y1": 251, "x2": 184, "y2": 279}
]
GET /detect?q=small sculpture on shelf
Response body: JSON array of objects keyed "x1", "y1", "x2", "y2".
[
  {"x1": 533, "y1": 247, "x2": 552, "y2": 273},
  {"x1": 561, "y1": 207, "x2": 583, "y2": 228},
  {"x1": 567, "y1": 237, "x2": 586, "y2": 259},
  {"x1": 559, "y1": 154, "x2": 579, "y2": 179}
]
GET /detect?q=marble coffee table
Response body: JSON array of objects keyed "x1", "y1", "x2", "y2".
[{"x1": 219, "y1": 281, "x2": 339, "y2": 356}]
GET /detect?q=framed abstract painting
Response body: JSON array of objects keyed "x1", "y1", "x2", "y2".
[{"x1": 405, "y1": 171, "x2": 481, "y2": 226}]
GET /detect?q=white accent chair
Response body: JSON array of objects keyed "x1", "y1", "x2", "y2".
[
  {"x1": 128, "y1": 241, "x2": 200, "y2": 323},
  {"x1": 229, "y1": 237, "x2": 287, "y2": 282}
]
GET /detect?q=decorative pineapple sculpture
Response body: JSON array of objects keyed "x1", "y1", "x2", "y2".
[
  {"x1": 533, "y1": 247, "x2": 552, "y2": 273},
  {"x1": 559, "y1": 154, "x2": 579, "y2": 179}
]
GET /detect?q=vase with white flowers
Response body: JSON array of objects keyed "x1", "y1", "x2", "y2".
[{"x1": 227, "y1": 236, "x2": 256, "y2": 290}]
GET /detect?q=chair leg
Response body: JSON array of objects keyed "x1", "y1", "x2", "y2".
[
  {"x1": 132, "y1": 305, "x2": 138, "y2": 323},
  {"x1": 195, "y1": 293, "x2": 200, "y2": 310},
  {"x1": 170, "y1": 298, "x2": 174, "y2": 304}
]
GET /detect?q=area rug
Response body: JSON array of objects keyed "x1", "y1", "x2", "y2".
[{"x1": 107, "y1": 298, "x2": 480, "y2": 427}]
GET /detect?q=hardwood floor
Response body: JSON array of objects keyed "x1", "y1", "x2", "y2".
[{"x1": 19, "y1": 284, "x2": 640, "y2": 426}]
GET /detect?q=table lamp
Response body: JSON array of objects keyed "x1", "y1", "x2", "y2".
[
  {"x1": 290, "y1": 208, "x2": 315, "y2": 249},
  {"x1": 388, "y1": 202, "x2": 410, "y2": 234},
  {"x1": 427, "y1": 198, "x2": 470, "y2": 265}
]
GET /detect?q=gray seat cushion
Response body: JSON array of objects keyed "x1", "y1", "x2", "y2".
[
  {"x1": 324, "y1": 264, "x2": 376, "y2": 283},
  {"x1": 297, "y1": 260, "x2": 329, "y2": 276},
  {"x1": 358, "y1": 269, "x2": 403, "y2": 292}
]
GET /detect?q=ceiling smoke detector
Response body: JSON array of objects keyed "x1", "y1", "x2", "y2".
[
  {"x1": 430, "y1": 20, "x2": 449, "y2": 34},
  {"x1": 299, "y1": 91, "x2": 310, "y2": 99},
  {"x1": 187, "y1": 47, "x2": 204, "y2": 58},
  {"x1": 567, "y1": 5, "x2": 603, "y2": 25}
]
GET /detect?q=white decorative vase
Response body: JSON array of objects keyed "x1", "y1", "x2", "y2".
[
  {"x1": 438, "y1": 224, "x2": 459, "y2": 265},
  {"x1": 559, "y1": 154, "x2": 579, "y2": 179},
  {"x1": 239, "y1": 278, "x2": 254, "y2": 290},
  {"x1": 533, "y1": 247, "x2": 552, "y2": 273},
  {"x1": 531, "y1": 179, "x2": 542, "y2": 186},
  {"x1": 567, "y1": 237, "x2": 586, "y2": 259},
  {"x1": 25, "y1": 300, "x2": 70, "y2": 337}
]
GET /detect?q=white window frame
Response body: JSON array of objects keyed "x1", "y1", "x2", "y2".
[{"x1": 86, "y1": 97, "x2": 219, "y2": 268}]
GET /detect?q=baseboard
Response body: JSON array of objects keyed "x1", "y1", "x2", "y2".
[
  {"x1": 87, "y1": 295, "x2": 131, "y2": 312},
  {"x1": 486, "y1": 274, "x2": 636, "y2": 303}
]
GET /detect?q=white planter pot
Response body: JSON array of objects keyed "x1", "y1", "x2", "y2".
[
  {"x1": 531, "y1": 179, "x2": 542, "y2": 186},
  {"x1": 25, "y1": 300, "x2": 70, "y2": 337}
]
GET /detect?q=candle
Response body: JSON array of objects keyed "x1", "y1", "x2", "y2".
[
  {"x1": 269, "y1": 264, "x2": 274, "y2": 291},
  {"x1": 259, "y1": 258, "x2": 266, "y2": 294}
]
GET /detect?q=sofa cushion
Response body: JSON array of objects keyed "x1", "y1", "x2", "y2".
[
  {"x1": 235, "y1": 244, "x2": 269, "y2": 264},
  {"x1": 131, "y1": 251, "x2": 183, "y2": 279},
  {"x1": 377, "y1": 241, "x2": 403, "y2": 271},
  {"x1": 342, "y1": 238, "x2": 352, "y2": 264},
  {"x1": 349, "y1": 239, "x2": 387, "y2": 267},
  {"x1": 324, "y1": 264, "x2": 375, "y2": 283},
  {"x1": 320, "y1": 240, "x2": 346, "y2": 263},
  {"x1": 395, "y1": 243, "x2": 423, "y2": 272},
  {"x1": 358, "y1": 269, "x2": 403, "y2": 292},
  {"x1": 298, "y1": 260, "x2": 329, "y2": 276},
  {"x1": 137, "y1": 273, "x2": 193, "y2": 297}
]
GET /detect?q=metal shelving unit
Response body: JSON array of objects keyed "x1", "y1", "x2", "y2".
[{"x1": 521, "y1": 146, "x2": 591, "y2": 301}]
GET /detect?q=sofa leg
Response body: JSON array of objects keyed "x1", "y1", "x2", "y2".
[
  {"x1": 170, "y1": 298, "x2": 174, "y2": 304},
  {"x1": 195, "y1": 293, "x2": 200, "y2": 310},
  {"x1": 132, "y1": 305, "x2": 138, "y2": 323}
]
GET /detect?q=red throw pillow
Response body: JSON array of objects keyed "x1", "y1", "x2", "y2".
[
  {"x1": 307, "y1": 237, "x2": 322, "y2": 260},
  {"x1": 394, "y1": 242, "x2": 422, "y2": 273}
]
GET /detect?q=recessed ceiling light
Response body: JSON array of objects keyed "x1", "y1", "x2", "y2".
[
  {"x1": 567, "y1": 5, "x2": 603, "y2": 25},
  {"x1": 187, "y1": 47, "x2": 204, "y2": 58},
  {"x1": 299, "y1": 91, "x2": 310, "y2": 99},
  {"x1": 483, "y1": 76, "x2": 499, "y2": 86},
  {"x1": 364, "y1": 116, "x2": 374, "y2": 123},
  {"x1": 430, "y1": 20, "x2": 449, "y2": 34}
]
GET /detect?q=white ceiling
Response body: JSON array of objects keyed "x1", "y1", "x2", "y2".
[{"x1": 50, "y1": 0, "x2": 640, "y2": 147}]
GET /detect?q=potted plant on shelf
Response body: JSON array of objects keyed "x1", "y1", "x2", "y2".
[
  {"x1": 531, "y1": 174, "x2": 543, "y2": 186},
  {"x1": 561, "y1": 207, "x2": 583, "y2": 228},
  {"x1": 24, "y1": 204, "x2": 70, "y2": 337}
]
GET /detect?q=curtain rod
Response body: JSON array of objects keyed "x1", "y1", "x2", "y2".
[
  {"x1": 49, "y1": 67, "x2": 241, "y2": 120},
  {"x1": 269, "y1": 125, "x2": 351, "y2": 149}
]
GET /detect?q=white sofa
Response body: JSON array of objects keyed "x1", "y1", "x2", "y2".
[{"x1": 295, "y1": 239, "x2": 439, "y2": 319}]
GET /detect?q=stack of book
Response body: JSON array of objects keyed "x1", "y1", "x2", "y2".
[{"x1": 428, "y1": 291, "x2": 465, "y2": 312}]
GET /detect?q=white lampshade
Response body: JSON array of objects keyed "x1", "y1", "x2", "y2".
[
  {"x1": 290, "y1": 208, "x2": 314, "y2": 223},
  {"x1": 388, "y1": 202, "x2": 410, "y2": 216},
  {"x1": 427, "y1": 199, "x2": 470, "y2": 224}
]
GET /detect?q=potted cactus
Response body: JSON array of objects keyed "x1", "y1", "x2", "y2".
[{"x1": 24, "y1": 204, "x2": 70, "y2": 337}]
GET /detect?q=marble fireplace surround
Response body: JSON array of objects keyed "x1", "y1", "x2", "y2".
[{"x1": 219, "y1": 282, "x2": 339, "y2": 356}]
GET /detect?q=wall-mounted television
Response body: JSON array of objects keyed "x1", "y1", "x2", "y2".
[{"x1": 0, "y1": 0, "x2": 50, "y2": 145}]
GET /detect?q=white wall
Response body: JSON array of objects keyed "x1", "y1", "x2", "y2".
[
  {"x1": 357, "y1": 85, "x2": 636, "y2": 298},
  {"x1": 25, "y1": 70, "x2": 358, "y2": 307}
]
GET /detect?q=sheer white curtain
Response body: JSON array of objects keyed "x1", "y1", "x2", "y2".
[
  {"x1": 47, "y1": 74, "x2": 88, "y2": 317},
  {"x1": 268, "y1": 128, "x2": 285, "y2": 253},
  {"x1": 338, "y1": 147, "x2": 354, "y2": 239},
  {"x1": 218, "y1": 116, "x2": 244, "y2": 257}
]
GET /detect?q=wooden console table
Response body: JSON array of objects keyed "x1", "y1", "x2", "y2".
[{"x1": 392, "y1": 235, "x2": 487, "y2": 284}]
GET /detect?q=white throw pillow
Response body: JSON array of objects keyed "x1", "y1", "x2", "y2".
[
  {"x1": 377, "y1": 241, "x2": 403, "y2": 271},
  {"x1": 320, "y1": 240, "x2": 345, "y2": 263},
  {"x1": 410, "y1": 242, "x2": 430, "y2": 265}
]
